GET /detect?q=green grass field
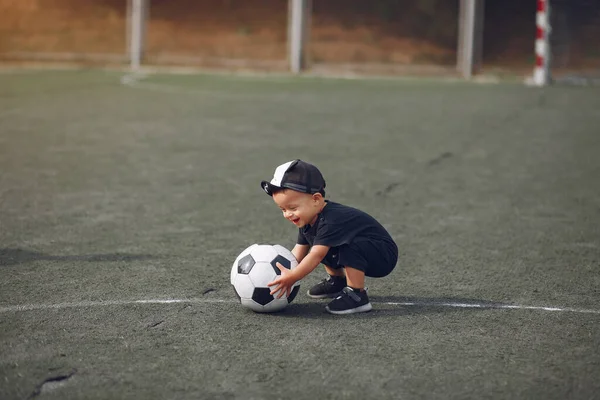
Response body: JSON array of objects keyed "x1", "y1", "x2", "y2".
[{"x1": 1, "y1": 69, "x2": 599, "y2": 400}]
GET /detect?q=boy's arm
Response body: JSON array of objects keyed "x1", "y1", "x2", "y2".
[
  {"x1": 289, "y1": 245, "x2": 329, "y2": 282},
  {"x1": 270, "y1": 245, "x2": 329, "y2": 298},
  {"x1": 291, "y1": 244, "x2": 310, "y2": 263}
]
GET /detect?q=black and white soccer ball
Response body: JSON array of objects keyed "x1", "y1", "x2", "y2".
[{"x1": 230, "y1": 244, "x2": 300, "y2": 313}]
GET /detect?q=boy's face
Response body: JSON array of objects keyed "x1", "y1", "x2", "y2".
[{"x1": 272, "y1": 189, "x2": 323, "y2": 228}]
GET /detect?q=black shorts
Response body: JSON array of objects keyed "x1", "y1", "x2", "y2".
[{"x1": 322, "y1": 239, "x2": 398, "y2": 278}]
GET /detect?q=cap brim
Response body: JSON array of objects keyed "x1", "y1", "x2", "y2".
[{"x1": 260, "y1": 181, "x2": 280, "y2": 196}]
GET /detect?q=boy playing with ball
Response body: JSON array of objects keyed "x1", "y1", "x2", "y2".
[{"x1": 261, "y1": 160, "x2": 398, "y2": 315}]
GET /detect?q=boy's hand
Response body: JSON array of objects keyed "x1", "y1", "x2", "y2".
[{"x1": 268, "y1": 262, "x2": 297, "y2": 298}]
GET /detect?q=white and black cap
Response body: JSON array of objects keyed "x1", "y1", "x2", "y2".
[{"x1": 261, "y1": 160, "x2": 326, "y2": 196}]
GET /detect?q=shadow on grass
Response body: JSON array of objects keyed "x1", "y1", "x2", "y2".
[
  {"x1": 275, "y1": 295, "x2": 509, "y2": 319},
  {"x1": 0, "y1": 248, "x2": 160, "y2": 266}
]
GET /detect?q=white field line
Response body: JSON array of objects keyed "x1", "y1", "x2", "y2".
[
  {"x1": 120, "y1": 72, "x2": 268, "y2": 99},
  {"x1": 119, "y1": 69, "x2": 463, "y2": 85},
  {"x1": 118, "y1": 71, "x2": 485, "y2": 100},
  {"x1": 382, "y1": 301, "x2": 600, "y2": 315},
  {"x1": 0, "y1": 298, "x2": 233, "y2": 313},
  {"x1": 120, "y1": 72, "x2": 198, "y2": 95},
  {"x1": 119, "y1": 72, "x2": 332, "y2": 103},
  {"x1": 120, "y1": 72, "x2": 326, "y2": 103},
  {"x1": 1, "y1": 298, "x2": 599, "y2": 315}
]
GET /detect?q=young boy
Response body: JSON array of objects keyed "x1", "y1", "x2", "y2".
[{"x1": 261, "y1": 159, "x2": 398, "y2": 315}]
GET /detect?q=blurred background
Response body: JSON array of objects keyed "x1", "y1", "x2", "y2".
[{"x1": 0, "y1": 0, "x2": 599, "y2": 79}]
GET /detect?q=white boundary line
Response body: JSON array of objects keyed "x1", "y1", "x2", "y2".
[
  {"x1": 119, "y1": 71, "x2": 349, "y2": 102},
  {"x1": 0, "y1": 298, "x2": 232, "y2": 313},
  {"x1": 383, "y1": 301, "x2": 600, "y2": 314},
  {"x1": 120, "y1": 72, "x2": 189, "y2": 93},
  {"x1": 120, "y1": 72, "x2": 284, "y2": 98},
  {"x1": 117, "y1": 70, "x2": 492, "y2": 99},
  {"x1": 1, "y1": 298, "x2": 599, "y2": 315}
]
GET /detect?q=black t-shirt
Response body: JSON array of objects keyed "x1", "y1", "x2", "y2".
[{"x1": 297, "y1": 201, "x2": 395, "y2": 264}]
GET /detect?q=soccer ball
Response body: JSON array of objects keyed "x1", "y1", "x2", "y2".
[{"x1": 230, "y1": 244, "x2": 300, "y2": 313}]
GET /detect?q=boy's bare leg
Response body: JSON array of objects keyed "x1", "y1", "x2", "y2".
[
  {"x1": 324, "y1": 265, "x2": 345, "y2": 277},
  {"x1": 344, "y1": 266, "x2": 365, "y2": 290}
]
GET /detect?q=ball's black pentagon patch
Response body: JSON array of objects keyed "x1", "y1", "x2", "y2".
[
  {"x1": 287, "y1": 285, "x2": 300, "y2": 304},
  {"x1": 237, "y1": 254, "x2": 255, "y2": 274},
  {"x1": 252, "y1": 287, "x2": 274, "y2": 306},
  {"x1": 270, "y1": 255, "x2": 291, "y2": 275},
  {"x1": 233, "y1": 285, "x2": 242, "y2": 303}
]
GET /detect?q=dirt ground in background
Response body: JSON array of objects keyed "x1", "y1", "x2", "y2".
[
  {"x1": 0, "y1": 0, "x2": 483, "y2": 67},
  {"x1": 0, "y1": 0, "x2": 597, "y2": 72},
  {"x1": 0, "y1": 0, "x2": 126, "y2": 54}
]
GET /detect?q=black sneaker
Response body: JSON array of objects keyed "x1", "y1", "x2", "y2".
[
  {"x1": 306, "y1": 275, "x2": 346, "y2": 299},
  {"x1": 325, "y1": 287, "x2": 372, "y2": 315}
]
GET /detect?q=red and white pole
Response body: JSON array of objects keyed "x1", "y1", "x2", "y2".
[{"x1": 533, "y1": 0, "x2": 551, "y2": 86}]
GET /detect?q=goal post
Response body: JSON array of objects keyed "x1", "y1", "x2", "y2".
[
  {"x1": 529, "y1": 0, "x2": 600, "y2": 86},
  {"x1": 457, "y1": 0, "x2": 485, "y2": 79},
  {"x1": 288, "y1": 0, "x2": 311, "y2": 74},
  {"x1": 127, "y1": 0, "x2": 148, "y2": 71},
  {"x1": 532, "y1": 0, "x2": 552, "y2": 86}
]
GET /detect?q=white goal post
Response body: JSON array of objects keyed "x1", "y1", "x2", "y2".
[{"x1": 127, "y1": 0, "x2": 148, "y2": 71}]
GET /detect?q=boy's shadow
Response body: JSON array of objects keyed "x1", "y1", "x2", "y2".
[{"x1": 278, "y1": 295, "x2": 512, "y2": 319}]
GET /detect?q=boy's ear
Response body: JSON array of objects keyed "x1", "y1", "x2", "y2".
[{"x1": 312, "y1": 193, "x2": 324, "y2": 202}]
